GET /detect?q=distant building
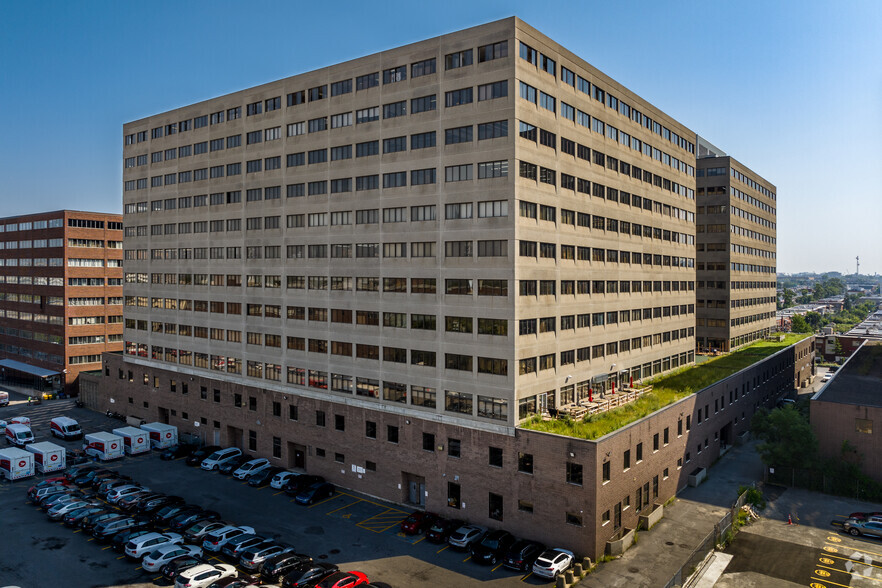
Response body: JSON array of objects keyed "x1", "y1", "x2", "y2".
[
  {"x1": 695, "y1": 138, "x2": 777, "y2": 352},
  {"x1": 813, "y1": 334, "x2": 864, "y2": 362},
  {"x1": 811, "y1": 341, "x2": 882, "y2": 484},
  {"x1": 0, "y1": 211, "x2": 123, "y2": 394}
]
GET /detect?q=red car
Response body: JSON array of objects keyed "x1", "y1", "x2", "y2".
[
  {"x1": 849, "y1": 511, "x2": 882, "y2": 520},
  {"x1": 315, "y1": 571, "x2": 369, "y2": 588},
  {"x1": 399, "y1": 511, "x2": 438, "y2": 535}
]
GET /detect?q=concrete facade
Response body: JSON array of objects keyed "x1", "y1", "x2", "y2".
[
  {"x1": 120, "y1": 18, "x2": 698, "y2": 432},
  {"x1": 0, "y1": 210, "x2": 123, "y2": 393},
  {"x1": 695, "y1": 140, "x2": 777, "y2": 352}
]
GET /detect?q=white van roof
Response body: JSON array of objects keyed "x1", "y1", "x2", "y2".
[
  {"x1": 6, "y1": 423, "x2": 31, "y2": 432},
  {"x1": 28, "y1": 441, "x2": 64, "y2": 453},
  {"x1": 51, "y1": 416, "x2": 78, "y2": 426}
]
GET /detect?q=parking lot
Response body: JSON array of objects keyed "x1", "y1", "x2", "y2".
[
  {"x1": 717, "y1": 487, "x2": 882, "y2": 588},
  {"x1": 0, "y1": 396, "x2": 557, "y2": 587}
]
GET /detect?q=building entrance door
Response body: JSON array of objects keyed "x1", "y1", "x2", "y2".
[
  {"x1": 287, "y1": 442, "x2": 306, "y2": 469},
  {"x1": 402, "y1": 472, "x2": 426, "y2": 506}
]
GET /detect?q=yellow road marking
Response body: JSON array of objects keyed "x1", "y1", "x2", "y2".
[
  {"x1": 135, "y1": 566, "x2": 142, "y2": 571},
  {"x1": 826, "y1": 541, "x2": 882, "y2": 559},
  {"x1": 273, "y1": 490, "x2": 285, "y2": 496},
  {"x1": 413, "y1": 536, "x2": 425, "y2": 545},
  {"x1": 817, "y1": 563, "x2": 882, "y2": 583},
  {"x1": 102, "y1": 545, "x2": 111, "y2": 550},
  {"x1": 307, "y1": 495, "x2": 339, "y2": 509},
  {"x1": 153, "y1": 577, "x2": 162, "y2": 582},
  {"x1": 492, "y1": 562, "x2": 504, "y2": 572},
  {"x1": 521, "y1": 572, "x2": 534, "y2": 582},
  {"x1": 437, "y1": 545, "x2": 449, "y2": 554},
  {"x1": 463, "y1": 555, "x2": 471, "y2": 563},
  {"x1": 822, "y1": 552, "x2": 882, "y2": 571},
  {"x1": 326, "y1": 498, "x2": 363, "y2": 515},
  {"x1": 73, "y1": 529, "x2": 81, "y2": 533},
  {"x1": 117, "y1": 555, "x2": 125, "y2": 560},
  {"x1": 87, "y1": 538, "x2": 94, "y2": 542}
]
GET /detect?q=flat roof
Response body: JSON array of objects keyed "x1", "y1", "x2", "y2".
[
  {"x1": 813, "y1": 342, "x2": 882, "y2": 407},
  {"x1": 0, "y1": 359, "x2": 60, "y2": 378}
]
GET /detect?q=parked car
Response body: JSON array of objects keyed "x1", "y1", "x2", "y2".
[
  {"x1": 284, "y1": 474, "x2": 325, "y2": 496},
  {"x1": 72, "y1": 508, "x2": 113, "y2": 529},
  {"x1": 258, "y1": 552, "x2": 313, "y2": 582},
  {"x1": 185, "y1": 445, "x2": 221, "y2": 467},
  {"x1": 247, "y1": 466, "x2": 284, "y2": 487},
  {"x1": 138, "y1": 494, "x2": 185, "y2": 514},
  {"x1": 206, "y1": 576, "x2": 258, "y2": 588},
  {"x1": 65, "y1": 464, "x2": 98, "y2": 481},
  {"x1": 120, "y1": 492, "x2": 163, "y2": 511},
  {"x1": 849, "y1": 511, "x2": 882, "y2": 520},
  {"x1": 270, "y1": 471, "x2": 299, "y2": 490},
  {"x1": 125, "y1": 532, "x2": 184, "y2": 559},
  {"x1": 142, "y1": 543, "x2": 203, "y2": 572},
  {"x1": 315, "y1": 571, "x2": 370, "y2": 588},
  {"x1": 184, "y1": 520, "x2": 232, "y2": 544},
  {"x1": 160, "y1": 554, "x2": 208, "y2": 581},
  {"x1": 295, "y1": 482, "x2": 335, "y2": 505},
  {"x1": 66, "y1": 448, "x2": 90, "y2": 465},
  {"x1": 161, "y1": 443, "x2": 198, "y2": 461},
  {"x1": 280, "y1": 562, "x2": 339, "y2": 587},
  {"x1": 239, "y1": 542, "x2": 294, "y2": 570},
  {"x1": 217, "y1": 454, "x2": 251, "y2": 475},
  {"x1": 199, "y1": 447, "x2": 243, "y2": 471},
  {"x1": 92, "y1": 515, "x2": 153, "y2": 542},
  {"x1": 82, "y1": 512, "x2": 128, "y2": 533},
  {"x1": 202, "y1": 525, "x2": 256, "y2": 552},
  {"x1": 170, "y1": 509, "x2": 221, "y2": 531},
  {"x1": 153, "y1": 503, "x2": 199, "y2": 525},
  {"x1": 108, "y1": 485, "x2": 151, "y2": 504},
  {"x1": 469, "y1": 529, "x2": 516, "y2": 565},
  {"x1": 843, "y1": 518, "x2": 882, "y2": 538},
  {"x1": 399, "y1": 511, "x2": 438, "y2": 535},
  {"x1": 232, "y1": 458, "x2": 271, "y2": 480},
  {"x1": 447, "y1": 525, "x2": 486, "y2": 550},
  {"x1": 503, "y1": 539, "x2": 545, "y2": 571},
  {"x1": 64, "y1": 505, "x2": 106, "y2": 527},
  {"x1": 48, "y1": 500, "x2": 100, "y2": 520},
  {"x1": 112, "y1": 529, "x2": 156, "y2": 553},
  {"x1": 532, "y1": 548, "x2": 575, "y2": 579},
  {"x1": 425, "y1": 517, "x2": 464, "y2": 543},
  {"x1": 220, "y1": 534, "x2": 272, "y2": 560},
  {"x1": 173, "y1": 563, "x2": 237, "y2": 588}
]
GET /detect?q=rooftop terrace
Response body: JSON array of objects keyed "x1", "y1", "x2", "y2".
[{"x1": 520, "y1": 333, "x2": 810, "y2": 440}]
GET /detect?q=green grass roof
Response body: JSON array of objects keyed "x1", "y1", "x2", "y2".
[{"x1": 520, "y1": 334, "x2": 810, "y2": 441}]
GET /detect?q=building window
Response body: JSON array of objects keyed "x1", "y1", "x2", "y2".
[
  {"x1": 518, "y1": 452, "x2": 533, "y2": 474},
  {"x1": 489, "y1": 446, "x2": 503, "y2": 468},
  {"x1": 489, "y1": 493, "x2": 503, "y2": 521},
  {"x1": 422, "y1": 432, "x2": 435, "y2": 452},
  {"x1": 315, "y1": 410, "x2": 325, "y2": 427},
  {"x1": 387, "y1": 425, "x2": 399, "y2": 444},
  {"x1": 248, "y1": 430, "x2": 257, "y2": 451},
  {"x1": 566, "y1": 462, "x2": 583, "y2": 485},
  {"x1": 602, "y1": 461, "x2": 611, "y2": 483},
  {"x1": 365, "y1": 421, "x2": 376, "y2": 439},
  {"x1": 448, "y1": 482, "x2": 461, "y2": 509},
  {"x1": 448, "y1": 438, "x2": 461, "y2": 458},
  {"x1": 856, "y1": 418, "x2": 873, "y2": 434}
]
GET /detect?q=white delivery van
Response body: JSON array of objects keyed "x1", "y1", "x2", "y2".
[
  {"x1": 0, "y1": 391, "x2": 8, "y2": 406},
  {"x1": 139, "y1": 422, "x2": 177, "y2": 449},
  {"x1": 26, "y1": 441, "x2": 66, "y2": 473},
  {"x1": 112, "y1": 426, "x2": 150, "y2": 455},
  {"x1": 9, "y1": 416, "x2": 30, "y2": 426},
  {"x1": 0, "y1": 447, "x2": 35, "y2": 480},
  {"x1": 5, "y1": 423, "x2": 35, "y2": 447},
  {"x1": 50, "y1": 416, "x2": 82, "y2": 440},
  {"x1": 83, "y1": 432, "x2": 124, "y2": 461}
]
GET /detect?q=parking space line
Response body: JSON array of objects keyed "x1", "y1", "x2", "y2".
[
  {"x1": 412, "y1": 536, "x2": 425, "y2": 545},
  {"x1": 462, "y1": 555, "x2": 471, "y2": 563},
  {"x1": 101, "y1": 545, "x2": 111, "y2": 550},
  {"x1": 436, "y1": 545, "x2": 449, "y2": 554},
  {"x1": 273, "y1": 490, "x2": 285, "y2": 496},
  {"x1": 135, "y1": 566, "x2": 142, "y2": 571},
  {"x1": 521, "y1": 572, "x2": 533, "y2": 582},
  {"x1": 826, "y1": 540, "x2": 882, "y2": 559},
  {"x1": 117, "y1": 555, "x2": 125, "y2": 560},
  {"x1": 818, "y1": 563, "x2": 882, "y2": 583},
  {"x1": 356, "y1": 508, "x2": 406, "y2": 533},
  {"x1": 325, "y1": 498, "x2": 363, "y2": 515},
  {"x1": 492, "y1": 562, "x2": 503, "y2": 572},
  {"x1": 86, "y1": 538, "x2": 94, "y2": 542},
  {"x1": 813, "y1": 574, "x2": 867, "y2": 588},
  {"x1": 307, "y1": 495, "x2": 339, "y2": 509},
  {"x1": 824, "y1": 552, "x2": 882, "y2": 570}
]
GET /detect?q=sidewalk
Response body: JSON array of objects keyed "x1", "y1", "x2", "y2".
[{"x1": 580, "y1": 440, "x2": 765, "y2": 587}]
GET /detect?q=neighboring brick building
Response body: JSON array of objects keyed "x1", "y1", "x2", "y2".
[
  {"x1": 812, "y1": 341, "x2": 882, "y2": 484},
  {"x1": 0, "y1": 211, "x2": 123, "y2": 394},
  {"x1": 813, "y1": 334, "x2": 864, "y2": 362},
  {"x1": 695, "y1": 138, "x2": 777, "y2": 352}
]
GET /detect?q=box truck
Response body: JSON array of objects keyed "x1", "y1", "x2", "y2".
[
  {"x1": 112, "y1": 426, "x2": 150, "y2": 455},
  {"x1": 139, "y1": 422, "x2": 177, "y2": 449},
  {"x1": 0, "y1": 447, "x2": 35, "y2": 480},
  {"x1": 83, "y1": 432, "x2": 124, "y2": 461},
  {"x1": 27, "y1": 441, "x2": 66, "y2": 473}
]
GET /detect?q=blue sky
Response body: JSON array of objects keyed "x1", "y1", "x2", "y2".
[{"x1": 1, "y1": 0, "x2": 879, "y2": 274}]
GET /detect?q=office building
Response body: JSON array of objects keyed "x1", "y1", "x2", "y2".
[
  {"x1": 0, "y1": 211, "x2": 123, "y2": 393},
  {"x1": 695, "y1": 138, "x2": 777, "y2": 352},
  {"x1": 85, "y1": 17, "x2": 811, "y2": 559}
]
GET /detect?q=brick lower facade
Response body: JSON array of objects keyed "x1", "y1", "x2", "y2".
[{"x1": 81, "y1": 336, "x2": 812, "y2": 559}]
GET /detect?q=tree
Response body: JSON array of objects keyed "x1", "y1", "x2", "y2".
[
  {"x1": 790, "y1": 314, "x2": 812, "y2": 333},
  {"x1": 751, "y1": 406, "x2": 818, "y2": 469},
  {"x1": 783, "y1": 289, "x2": 795, "y2": 308},
  {"x1": 804, "y1": 312, "x2": 823, "y2": 330}
]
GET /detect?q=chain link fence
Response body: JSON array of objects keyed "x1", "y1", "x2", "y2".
[{"x1": 661, "y1": 487, "x2": 752, "y2": 588}]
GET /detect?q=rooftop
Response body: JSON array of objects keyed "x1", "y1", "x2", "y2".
[
  {"x1": 520, "y1": 333, "x2": 810, "y2": 440},
  {"x1": 813, "y1": 341, "x2": 882, "y2": 407}
]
